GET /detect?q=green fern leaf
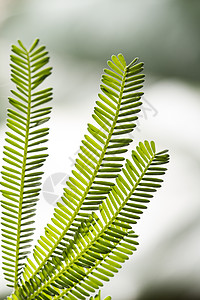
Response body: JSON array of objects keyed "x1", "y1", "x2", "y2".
[
  {"x1": 17, "y1": 141, "x2": 169, "y2": 299},
  {"x1": 21, "y1": 54, "x2": 145, "y2": 281},
  {"x1": 0, "y1": 39, "x2": 52, "y2": 290}
]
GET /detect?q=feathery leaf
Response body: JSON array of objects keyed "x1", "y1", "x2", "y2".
[
  {"x1": 1, "y1": 39, "x2": 52, "y2": 290},
  {"x1": 18, "y1": 141, "x2": 169, "y2": 299},
  {"x1": 22, "y1": 54, "x2": 145, "y2": 282}
]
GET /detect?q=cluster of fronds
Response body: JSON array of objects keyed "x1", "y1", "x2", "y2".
[{"x1": 0, "y1": 39, "x2": 169, "y2": 300}]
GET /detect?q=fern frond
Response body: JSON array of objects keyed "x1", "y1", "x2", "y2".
[
  {"x1": 0, "y1": 39, "x2": 52, "y2": 290},
  {"x1": 22, "y1": 54, "x2": 145, "y2": 280},
  {"x1": 17, "y1": 141, "x2": 169, "y2": 299}
]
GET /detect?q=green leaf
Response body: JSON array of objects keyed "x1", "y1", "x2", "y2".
[
  {"x1": 19, "y1": 140, "x2": 169, "y2": 299},
  {"x1": 0, "y1": 49, "x2": 170, "y2": 300},
  {"x1": 1, "y1": 39, "x2": 52, "y2": 290}
]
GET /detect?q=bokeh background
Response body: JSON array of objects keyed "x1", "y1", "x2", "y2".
[{"x1": 0, "y1": 0, "x2": 200, "y2": 299}]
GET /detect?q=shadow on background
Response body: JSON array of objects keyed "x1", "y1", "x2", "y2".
[
  {"x1": 135, "y1": 211, "x2": 200, "y2": 300},
  {"x1": 138, "y1": 284, "x2": 200, "y2": 300}
]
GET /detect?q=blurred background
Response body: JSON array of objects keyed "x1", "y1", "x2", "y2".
[{"x1": 0, "y1": 0, "x2": 200, "y2": 299}]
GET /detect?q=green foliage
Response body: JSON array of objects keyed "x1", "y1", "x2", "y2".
[
  {"x1": 1, "y1": 39, "x2": 52, "y2": 291},
  {"x1": 0, "y1": 39, "x2": 169, "y2": 300}
]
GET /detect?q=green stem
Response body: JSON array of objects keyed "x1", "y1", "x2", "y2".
[{"x1": 14, "y1": 50, "x2": 32, "y2": 292}]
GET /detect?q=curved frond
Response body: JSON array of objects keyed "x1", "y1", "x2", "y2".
[
  {"x1": 17, "y1": 141, "x2": 169, "y2": 299},
  {"x1": 22, "y1": 54, "x2": 145, "y2": 280},
  {"x1": 0, "y1": 39, "x2": 52, "y2": 289}
]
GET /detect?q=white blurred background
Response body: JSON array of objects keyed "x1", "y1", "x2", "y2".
[{"x1": 0, "y1": 1, "x2": 200, "y2": 299}]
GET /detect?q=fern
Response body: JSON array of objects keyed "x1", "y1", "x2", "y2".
[
  {"x1": 1, "y1": 39, "x2": 52, "y2": 292},
  {"x1": 21, "y1": 51, "x2": 145, "y2": 282},
  {"x1": 0, "y1": 39, "x2": 169, "y2": 300}
]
